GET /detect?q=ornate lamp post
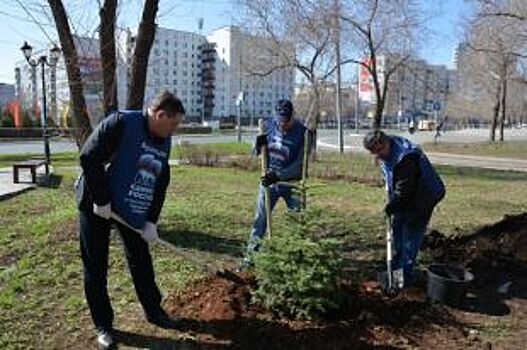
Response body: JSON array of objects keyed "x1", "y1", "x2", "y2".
[{"x1": 20, "y1": 41, "x2": 61, "y2": 174}]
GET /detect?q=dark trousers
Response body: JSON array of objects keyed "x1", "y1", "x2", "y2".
[
  {"x1": 79, "y1": 209, "x2": 163, "y2": 331},
  {"x1": 391, "y1": 214, "x2": 428, "y2": 286}
]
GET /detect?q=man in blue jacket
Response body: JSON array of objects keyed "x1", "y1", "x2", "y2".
[
  {"x1": 237, "y1": 99, "x2": 309, "y2": 271},
  {"x1": 75, "y1": 91, "x2": 184, "y2": 349},
  {"x1": 363, "y1": 130, "x2": 445, "y2": 289}
]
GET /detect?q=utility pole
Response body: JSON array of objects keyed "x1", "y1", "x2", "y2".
[
  {"x1": 355, "y1": 77, "x2": 359, "y2": 132},
  {"x1": 237, "y1": 54, "x2": 243, "y2": 143},
  {"x1": 334, "y1": 0, "x2": 343, "y2": 153}
]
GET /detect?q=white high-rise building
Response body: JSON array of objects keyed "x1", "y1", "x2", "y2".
[
  {"x1": 124, "y1": 27, "x2": 207, "y2": 119},
  {"x1": 14, "y1": 26, "x2": 296, "y2": 125},
  {"x1": 207, "y1": 26, "x2": 295, "y2": 121}
]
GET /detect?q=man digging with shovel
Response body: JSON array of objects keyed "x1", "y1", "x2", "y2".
[
  {"x1": 75, "y1": 91, "x2": 184, "y2": 349},
  {"x1": 237, "y1": 99, "x2": 310, "y2": 272},
  {"x1": 363, "y1": 130, "x2": 445, "y2": 294}
]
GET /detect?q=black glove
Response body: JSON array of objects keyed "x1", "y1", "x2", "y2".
[
  {"x1": 384, "y1": 202, "x2": 395, "y2": 216},
  {"x1": 261, "y1": 171, "x2": 279, "y2": 187},
  {"x1": 255, "y1": 134, "x2": 267, "y2": 153}
]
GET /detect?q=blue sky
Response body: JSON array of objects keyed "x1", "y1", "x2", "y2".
[{"x1": 0, "y1": 0, "x2": 473, "y2": 85}]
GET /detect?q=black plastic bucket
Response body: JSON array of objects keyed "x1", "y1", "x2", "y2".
[{"x1": 427, "y1": 264, "x2": 474, "y2": 306}]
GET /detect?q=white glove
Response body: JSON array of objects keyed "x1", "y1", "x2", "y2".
[
  {"x1": 141, "y1": 221, "x2": 159, "y2": 244},
  {"x1": 93, "y1": 203, "x2": 111, "y2": 220}
]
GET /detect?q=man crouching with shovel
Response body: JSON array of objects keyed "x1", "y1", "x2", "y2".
[
  {"x1": 236, "y1": 99, "x2": 310, "y2": 272},
  {"x1": 363, "y1": 130, "x2": 445, "y2": 294},
  {"x1": 75, "y1": 91, "x2": 184, "y2": 349}
]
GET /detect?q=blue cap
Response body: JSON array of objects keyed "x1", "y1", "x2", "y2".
[{"x1": 275, "y1": 99, "x2": 293, "y2": 121}]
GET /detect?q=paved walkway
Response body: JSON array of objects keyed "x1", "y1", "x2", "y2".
[
  {"x1": 317, "y1": 141, "x2": 527, "y2": 173},
  {"x1": 427, "y1": 153, "x2": 527, "y2": 173},
  {"x1": 0, "y1": 167, "x2": 37, "y2": 200}
]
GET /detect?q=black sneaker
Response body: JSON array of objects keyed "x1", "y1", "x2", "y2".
[
  {"x1": 96, "y1": 329, "x2": 115, "y2": 349},
  {"x1": 146, "y1": 312, "x2": 180, "y2": 329}
]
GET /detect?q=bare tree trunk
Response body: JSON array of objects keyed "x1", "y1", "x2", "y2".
[
  {"x1": 490, "y1": 81, "x2": 502, "y2": 142},
  {"x1": 499, "y1": 77, "x2": 507, "y2": 142},
  {"x1": 100, "y1": 0, "x2": 118, "y2": 115},
  {"x1": 126, "y1": 0, "x2": 160, "y2": 109},
  {"x1": 48, "y1": 0, "x2": 91, "y2": 147},
  {"x1": 373, "y1": 75, "x2": 390, "y2": 130},
  {"x1": 309, "y1": 86, "x2": 321, "y2": 160},
  {"x1": 371, "y1": 57, "x2": 384, "y2": 130}
]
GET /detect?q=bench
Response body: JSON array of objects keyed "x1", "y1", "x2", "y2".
[{"x1": 13, "y1": 159, "x2": 49, "y2": 184}]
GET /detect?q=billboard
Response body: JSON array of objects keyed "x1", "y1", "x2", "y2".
[
  {"x1": 358, "y1": 56, "x2": 385, "y2": 104},
  {"x1": 358, "y1": 57, "x2": 373, "y2": 102}
]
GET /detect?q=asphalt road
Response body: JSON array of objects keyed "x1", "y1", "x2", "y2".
[{"x1": 1, "y1": 127, "x2": 526, "y2": 172}]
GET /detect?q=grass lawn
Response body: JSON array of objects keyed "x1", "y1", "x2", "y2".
[
  {"x1": 423, "y1": 140, "x2": 527, "y2": 159},
  {"x1": 0, "y1": 151, "x2": 78, "y2": 168},
  {"x1": 0, "y1": 142, "x2": 252, "y2": 169},
  {"x1": 1, "y1": 155, "x2": 527, "y2": 348}
]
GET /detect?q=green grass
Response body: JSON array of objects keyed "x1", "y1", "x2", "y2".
[
  {"x1": 1, "y1": 155, "x2": 527, "y2": 348},
  {"x1": 423, "y1": 140, "x2": 527, "y2": 159},
  {"x1": 0, "y1": 151, "x2": 78, "y2": 168},
  {"x1": 171, "y1": 141, "x2": 252, "y2": 162},
  {"x1": 0, "y1": 142, "x2": 252, "y2": 169}
]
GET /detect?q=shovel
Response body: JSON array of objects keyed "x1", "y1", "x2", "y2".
[
  {"x1": 110, "y1": 212, "x2": 245, "y2": 284},
  {"x1": 378, "y1": 215, "x2": 404, "y2": 296}
]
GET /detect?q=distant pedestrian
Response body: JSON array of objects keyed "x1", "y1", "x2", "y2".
[
  {"x1": 408, "y1": 119, "x2": 416, "y2": 134},
  {"x1": 434, "y1": 120, "x2": 444, "y2": 142}
]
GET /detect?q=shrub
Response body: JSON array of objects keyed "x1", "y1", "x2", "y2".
[{"x1": 252, "y1": 208, "x2": 344, "y2": 320}]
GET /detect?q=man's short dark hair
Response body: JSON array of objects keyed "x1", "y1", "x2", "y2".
[
  {"x1": 150, "y1": 91, "x2": 185, "y2": 117},
  {"x1": 363, "y1": 129, "x2": 389, "y2": 150},
  {"x1": 275, "y1": 99, "x2": 294, "y2": 120}
]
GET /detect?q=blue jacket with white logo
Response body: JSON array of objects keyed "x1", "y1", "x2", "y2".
[
  {"x1": 380, "y1": 136, "x2": 445, "y2": 225},
  {"x1": 76, "y1": 111, "x2": 171, "y2": 229},
  {"x1": 262, "y1": 118, "x2": 309, "y2": 181}
]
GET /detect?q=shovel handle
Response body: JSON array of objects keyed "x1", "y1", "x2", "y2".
[
  {"x1": 110, "y1": 212, "x2": 224, "y2": 274},
  {"x1": 259, "y1": 118, "x2": 272, "y2": 238}
]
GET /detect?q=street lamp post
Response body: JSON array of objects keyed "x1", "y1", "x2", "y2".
[{"x1": 20, "y1": 41, "x2": 61, "y2": 174}]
